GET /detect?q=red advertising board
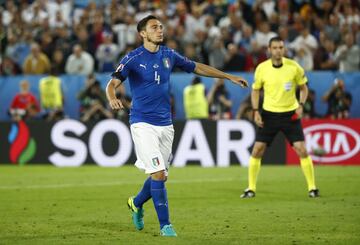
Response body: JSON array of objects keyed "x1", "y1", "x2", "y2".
[{"x1": 287, "y1": 119, "x2": 360, "y2": 165}]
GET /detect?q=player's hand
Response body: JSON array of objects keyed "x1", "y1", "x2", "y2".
[
  {"x1": 229, "y1": 76, "x2": 248, "y2": 88},
  {"x1": 254, "y1": 111, "x2": 264, "y2": 127},
  {"x1": 109, "y1": 98, "x2": 124, "y2": 110}
]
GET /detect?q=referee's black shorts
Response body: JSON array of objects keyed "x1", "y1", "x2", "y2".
[{"x1": 255, "y1": 109, "x2": 305, "y2": 146}]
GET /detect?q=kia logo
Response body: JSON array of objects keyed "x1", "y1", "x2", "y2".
[{"x1": 304, "y1": 124, "x2": 360, "y2": 163}]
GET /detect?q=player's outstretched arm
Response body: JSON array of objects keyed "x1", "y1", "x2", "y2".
[
  {"x1": 106, "y1": 78, "x2": 124, "y2": 110},
  {"x1": 193, "y1": 62, "x2": 248, "y2": 88}
]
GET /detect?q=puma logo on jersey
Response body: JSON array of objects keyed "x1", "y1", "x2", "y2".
[{"x1": 140, "y1": 64, "x2": 147, "y2": 69}]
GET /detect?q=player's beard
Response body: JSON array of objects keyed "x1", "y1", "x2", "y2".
[{"x1": 147, "y1": 35, "x2": 163, "y2": 45}]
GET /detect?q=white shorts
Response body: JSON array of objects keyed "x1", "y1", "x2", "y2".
[{"x1": 130, "y1": 122, "x2": 174, "y2": 175}]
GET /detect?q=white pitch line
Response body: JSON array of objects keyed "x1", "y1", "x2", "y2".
[{"x1": 0, "y1": 178, "x2": 236, "y2": 190}]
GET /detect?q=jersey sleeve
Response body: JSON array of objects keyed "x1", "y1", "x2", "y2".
[
  {"x1": 252, "y1": 65, "x2": 263, "y2": 90},
  {"x1": 295, "y1": 62, "x2": 308, "y2": 85},
  {"x1": 112, "y1": 54, "x2": 132, "y2": 81},
  {"x1": 172, "y1": 50, "x2": 196, "y2": 73}
]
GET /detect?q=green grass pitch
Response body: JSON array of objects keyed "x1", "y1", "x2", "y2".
[{"x1": 0, "y1": 165, "x2": 359, "y2": 244}]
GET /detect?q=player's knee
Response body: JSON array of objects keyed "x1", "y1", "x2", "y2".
[{"x1": 151, "y1": 170, "x2": 166, "y2": 181}]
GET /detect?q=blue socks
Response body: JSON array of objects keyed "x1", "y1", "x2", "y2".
[
  {"x1": 134, "y1": 177, "x2": 152, "y2": 208},
  {"x1": 151, "y1": 179, "x2": 170, "y2": 228},
  {"x1": 133, "y1": 177, "x2": 170, "y2": 229}
]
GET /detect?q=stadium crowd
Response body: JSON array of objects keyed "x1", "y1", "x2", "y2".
[{"x1": 1, "y1": 0, "x2": 358, "y2": 121}]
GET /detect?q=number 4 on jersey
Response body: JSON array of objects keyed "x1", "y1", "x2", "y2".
[{"x1": 155, "y1": 71, "x2": 160, "y2": 84}]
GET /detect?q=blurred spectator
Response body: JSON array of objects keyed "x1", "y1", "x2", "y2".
[
  {"x1": 224, "y1": 43, "x2": 245, "y2": 71},
  {"x1": 40, "y1": 31, "x2": 56, "y2": 59},
  {"x1": 0, "y1": 56, "x2": 21, "y2": 76},
  {"x1": 77, "y1": 75, "x2": 113, "y2": 122},
  {"x1": 244, "y1": 40, "x2": 267, "y2": 72},
  {"x1": 302, "y1": 89, "x2": 318, "y2": 119},
  {"x1": 65, "y1": 44, "x2": 94, "y2": 76},
  {"x1": 205, "y1": 36, "x2": 226, "y2": 70},
  {"x1": 47, "y1": 0, "x2": 72, "y2": 29},
  {"x1": 9, "y1": 80, "x2": 40, "y2": 121},
  {"x1": 313, "y1": 39, "x2": 338, "y2": 70},
  {"x1": 52, "y1": 49, "x2": 66, "y2": 75},
  {"x1": 39, "y1": 68, "x2": 64, "y2": 121},
  {"x1": 113, "y1": 83, "x2": 132, "y2": 122},
  {"x1": 207, "y1": 78, "x2": 232, "y2": 120},
  {"x1": 278, "y1": 25, "x2": 293, "y2": 57},
  {"x1": 95, "y1": 31, "x2": 119, "y2": 72},
  {"x1": 73, "y1": 27, "x2": 95, "y2": 56},
  {"x1": 334, "y1": 33, "x2": 360, "y2": 72},
  {"x1": 2, "y1": 1, "x2": 17, "y2": 27},
  {"x1": 254, "y1": 22, "x2": 277, "y2": 49},
  {"x1": 322, "y1": 79, "x2": 352, "y2": 119},
  {"x1": 183, "y1": 43, "x2": 202, "y2": 62},
  {"x1": 325, "y1": 14, "x2": 342, "y2": 45},
  {"x1": 22, "y1": 42, "x2": 51, "y2": 74},
  {"x1": 236, "y1": 94, "x2": 253, "y2": 121},
  {"x1": 183, "y1": 76, "x2": 209, "y2": 119},
  {"x1": 289, "y1": 27, "x2": 318, "y2": 70},
  {"x1": 112, "y1": 15, "x2": 138, "y2": 54},
  {"x1": 238, "y1": 24, "x2": 254, "y2": 53},
  {"x1": 21, "y1": 1, "x2": 49, "y2": 26},
  {"x1": 236, "y1": 89, "x2": 263, "y2": 121},
  {"x1": 7, "y1": 30, "x2": 32, "y2": 67}
]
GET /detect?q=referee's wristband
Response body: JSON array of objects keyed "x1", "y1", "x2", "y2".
[
  {"x1": 299, "y1": 102, "x2": 304, "y2": 107},
  {"x1": 253, "y1": 108, "x2": 259, "y2": 111}
]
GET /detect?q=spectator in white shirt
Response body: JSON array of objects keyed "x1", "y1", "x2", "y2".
[
  {"x1": 65, "y1": 44, "x2": 94, "y2": 76},
  {"x1": 289, "y1": 27, "x2": 318, "y2": 70},
  {"x1": 254, "y1": 22, "x2": 277, "y2": 48},
  {"x1": 96, "y1": 32, "x2": 119, "y2": 72},
  {"x1": 334, "y1": 33, "x2": 360, "y2": 72}
]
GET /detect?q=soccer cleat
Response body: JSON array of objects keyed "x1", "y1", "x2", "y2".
[
  {"x1": 240, "y1": 189, "x2": 256, "y2": 198},
  {"x1": 308, "y1": 189, "x2": 320, "y2": 198},
  {"x1": 160, "y1": 224, "x2": 177, "y2": 237},
  {"x1": 127, "y1": 196, "x2": 144, "y2": 230}
]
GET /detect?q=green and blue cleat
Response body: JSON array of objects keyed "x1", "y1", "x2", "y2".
[
  {"x1": 127, "y1": 196, "x2": 144, "y2": 230},
  {"x1": 160, "y1": 224, "x2": 177, "y2": 237}
]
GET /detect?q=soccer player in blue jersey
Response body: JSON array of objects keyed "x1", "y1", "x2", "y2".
[{"x1": 106, "y1": 15, "x2": 248, "y2": 237}]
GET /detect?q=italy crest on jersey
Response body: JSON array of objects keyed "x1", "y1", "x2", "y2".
[{"x1": 163, "y1": 58, "x2": 170, "y2": 69}]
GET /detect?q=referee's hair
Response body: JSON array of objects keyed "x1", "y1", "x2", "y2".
[
  {"x1": 137, "y1": 15, "x2": 159, "y2": 32},
  {"x1": 268, "y1": 36, "x2": 283, "y2": 47}
]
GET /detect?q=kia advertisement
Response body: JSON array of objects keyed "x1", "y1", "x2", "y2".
[
  {"x1": 0, "y1": 119, "x2": 287, "y2": 166},
  {"x1": 286, "y1": 119, "x2": 360, "y2": 165}
]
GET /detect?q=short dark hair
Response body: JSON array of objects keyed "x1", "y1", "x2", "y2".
[
  {"x1": 192, "y1": 76, "x2": 202, "y2": 85},
  {"x1": 137, "y1": 15, "x2": 159, "y2": 33},
  {"x1": 268, "y1": 36, "x2": 283, "y2": 47}
]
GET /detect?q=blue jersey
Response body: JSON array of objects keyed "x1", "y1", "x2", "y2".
[{"x1": 112, "y1": 45, "x2": 195, "y2": 126}]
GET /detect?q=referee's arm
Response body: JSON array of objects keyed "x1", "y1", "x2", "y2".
[
  {"x1": 251, "y1": 89, "x2": 263, "y2": 127},
  {"x1": 298, "y1": 84, "x2": 308, "y2": 105}
]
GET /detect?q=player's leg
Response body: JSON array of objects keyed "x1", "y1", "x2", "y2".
[
  {"x1": 130, "y1": 123, "x2": 159, "y2": 208},
  {"x1": 151, "y1": 170, "x2": 176, "y2": 236},
  {"x1": 130, "y1": 123, "x2": 176, "y2": 236},
  {"x1": 292, "y1": 141, "x2": 319, "y2": 197},
  {"x1": 283, "y1": 117, "x2": 319, "y2": 197},
  {"x1": 153, "y1": 125, "x2": 176, "y2": 236},
  {"x1": 128, "y1": 123, "x2": 163, "y2": 231}
]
